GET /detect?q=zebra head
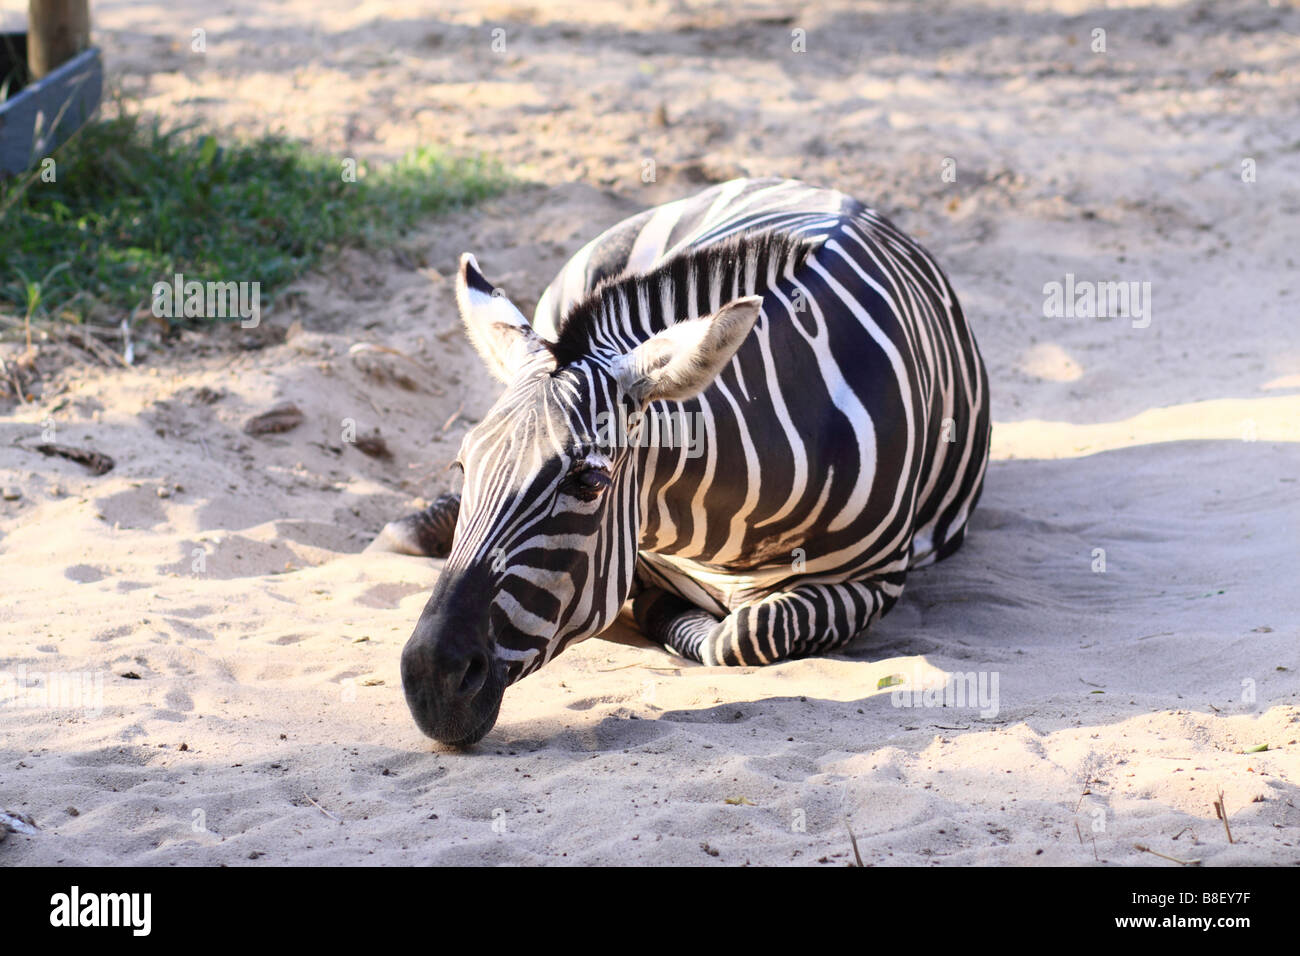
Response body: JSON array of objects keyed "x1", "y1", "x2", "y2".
[{"x1": 400, "y1": 253, "x2": 761, "y2": 745}]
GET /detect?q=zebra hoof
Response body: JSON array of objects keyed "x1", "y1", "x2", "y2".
[
  {"x1": 364, "y1": 520, "x2": 433, "y2": 556},
  {"x1": 364, "y1": 492, "x2": 460, "y2": 557},
  {"x1": 633, "y1": 588, "x2": 695, "y2": 639}
]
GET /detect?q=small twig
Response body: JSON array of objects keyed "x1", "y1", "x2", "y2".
[
  {"x1": 1, "y1": 359, "x2": 26, "y2": 404},
  {"x1": 844, "y1": 818, "x2": 865, "y2": 867},
  {"x1": 1171, "y1": 826, "x2": 1193, "y2": 842},
  {"x1": 441, "y1": 402, "x2": 465, "y2": 434},
  {"x1": 1212, "y1": 790, "x2": 1234, "y2": 844},
  {"x1": 1134, "y1": 843, "x2": 1202, "y2": 866},
  {"x1": 1074, "y1": 820, "x2": 1084, "y2": 845},
  {"x1": 304, "y1": 795, "x2": 340, "y2": 823},
  {"x1": 596, "y1": 662, "x2": 680, "y2": 673},
  {"x1": 120, "y1": 318, "x2": 135, "y2": 366},
  {"x1": 67, "y1": 325, "x2": 129, "y2": 367}
]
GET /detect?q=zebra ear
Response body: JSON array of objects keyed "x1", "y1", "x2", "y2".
[
  {"x1": 615, "y1": 295, "x2": 763, "y2": 404},
  {"x1": 456, "y1": 253, "x2": 551, "y2": 383}
]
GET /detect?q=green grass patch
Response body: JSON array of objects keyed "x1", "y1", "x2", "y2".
[{"x1": 0, "y1": 110, "x2": 510, "y2": 328}]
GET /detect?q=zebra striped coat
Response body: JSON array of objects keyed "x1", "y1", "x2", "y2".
[
  {"x1": 393, "y1": 177, "x2": 989, "y2": 744},
  {"x1": 532, "y1": 177, "x2": 989, "y2": 663}
]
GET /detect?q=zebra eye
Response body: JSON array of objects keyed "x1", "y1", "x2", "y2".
[{"x1": 560, "y1": 467, "x2": 611, "y2": 501}]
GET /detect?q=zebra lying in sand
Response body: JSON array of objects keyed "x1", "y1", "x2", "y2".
[{"x1": 373, "y1": 178, "x2": 990, "y2": 745}]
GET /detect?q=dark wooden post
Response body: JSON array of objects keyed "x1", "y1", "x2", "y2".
[{"x1": 27, "y1": 0, "x2": 91, "y2": 82}]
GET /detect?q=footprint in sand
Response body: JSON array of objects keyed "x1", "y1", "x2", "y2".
[
  {"x1": 94, "y1": 486, "x2": 168, "y2": 530},
  {"x1": 64, "y1": 564, "x2": 108, "y2": 583},
  {"x1": 355, "y1": 582, "x2": 427, "y2": 609},
  {"x1": 164, "y1": 689, "x2": 194, "y2": 712}
]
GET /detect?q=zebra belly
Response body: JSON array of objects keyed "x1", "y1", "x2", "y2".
[{"x1": 634, "y1": 550, "x2": 779, "y2": 617}]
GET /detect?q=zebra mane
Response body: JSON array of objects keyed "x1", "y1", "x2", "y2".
[{"x1": 548, "y1": 229, "x2": 822, "y2": 367}]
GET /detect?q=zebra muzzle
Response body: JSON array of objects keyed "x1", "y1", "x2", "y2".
[{"x1": 400, "y1": 602, "x2": 505, "y2": 747}]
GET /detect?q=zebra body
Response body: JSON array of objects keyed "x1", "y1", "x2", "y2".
[
  {"x1": 538, "y1": 178, "x2": 989, "y2": 661},
  {"x1": 395, "y1": 178, "x2": 990, "y2": 744}
]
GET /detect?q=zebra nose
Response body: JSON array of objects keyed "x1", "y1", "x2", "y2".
[
  {"x1": 401, "y1": 578, "x2": 503, "y2": 745},
  {"x1": 401, "y1": 635, "x2": 487, "y2": 704},
  {"x1": 440, "y1": 644, "x2": 489, "y2": 698},
  {"x1": 400, "y1": 616, "x2": 503, "y2": 746}
]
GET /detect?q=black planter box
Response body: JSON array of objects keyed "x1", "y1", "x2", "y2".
[{"x1": 0, "y1": 33, "x2": 103, "y2": 175}]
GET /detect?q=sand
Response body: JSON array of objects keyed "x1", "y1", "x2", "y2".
[{"x1": 1, "y1": 0, "x2": 1297, "y2": 865}]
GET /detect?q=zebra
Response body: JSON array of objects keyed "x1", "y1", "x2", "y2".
[{"x1": 383, "y1": 177, "x2": 990, "y2": 746}]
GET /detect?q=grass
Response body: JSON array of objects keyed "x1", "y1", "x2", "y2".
[{"x1": 0, "y1": 108, "x2": 510, "y2": 331}]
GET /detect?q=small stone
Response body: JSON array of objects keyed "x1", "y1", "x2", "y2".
[
  {"x1": 156, "y1": 486, "x2": 171, "y2": 498},
  {"x1": 354, "y1": 429, "x2": 392, "y2": 460},
  {"x1": 1, "y1": 487, "x2": 20, "y2": 501},
  {"x1": 243, "y1": 402, "x2": 304, "y2": 436}
]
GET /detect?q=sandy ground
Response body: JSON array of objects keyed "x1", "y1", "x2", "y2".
[{"x1": 2, "y1": 0, "x2": 1299, "y2": 865}]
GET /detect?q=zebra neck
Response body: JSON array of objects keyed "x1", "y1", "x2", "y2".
[{"x1": 555, "y1": 229, "x2": 826, "y2": 363}]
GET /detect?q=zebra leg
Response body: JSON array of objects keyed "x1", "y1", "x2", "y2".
[
  {"x1": 365, "y1": 492, "x2": 460, "y2": 557},
  {"x1": 634, "y1": 579, "x2": 899, "y2": 666},
  {"x1": 632, "y1": 587, "x2": 720, "y2": 656}
]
